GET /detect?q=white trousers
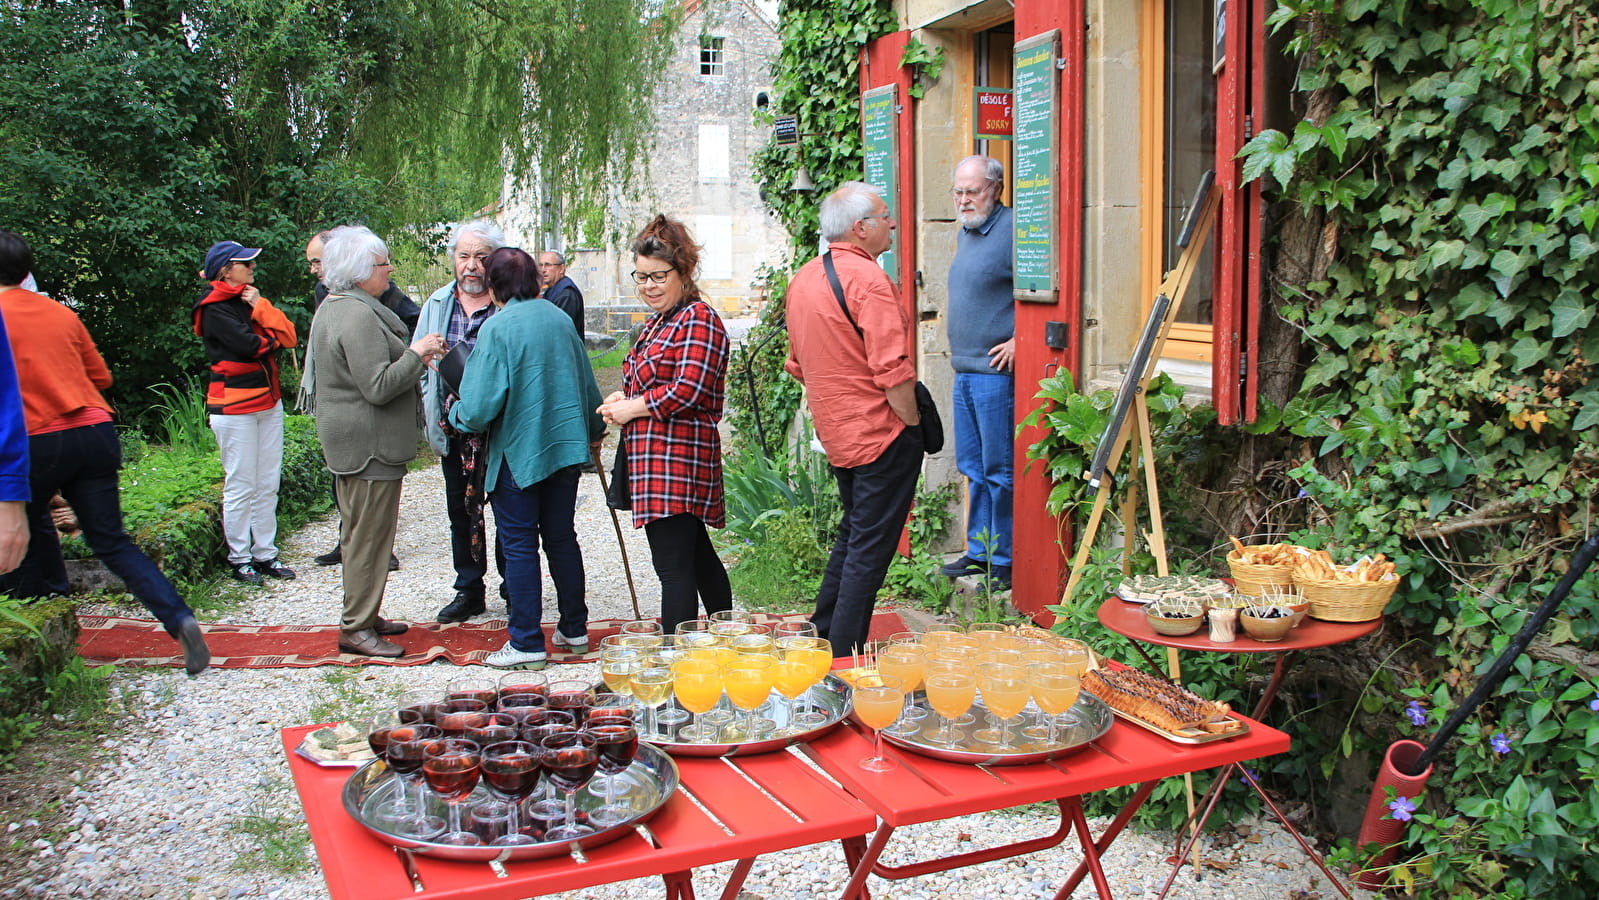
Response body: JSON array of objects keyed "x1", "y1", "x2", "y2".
[{"x1": 210, "y1": 402, "x2": 285, "y2": 564}]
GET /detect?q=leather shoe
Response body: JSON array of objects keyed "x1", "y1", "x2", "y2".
[
  {"x1": 315, "y1": 546, "x2": 342, "y2": 566},
  {"x1": 388, "y1": 554, "x2": 400, "y2": 572},
  {"x1": 939, "y1": 555, "x2": 988, "y2": 577},
  {"x1": 178, "y1": 617, "x2": 211, "y2": 675},
  {"x1": 339, "y1": 628, "x2": 404, "y2": 658},
  {"x1": 374, "y1": 617, "x2": 409, "y2": 636},
  {"x1": 437, "y1": 591, "x2": 487, "y2": 624}
]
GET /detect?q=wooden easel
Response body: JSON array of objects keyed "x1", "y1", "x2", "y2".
[{"x1": 1051, "y1": 174, "x2": 1219, "y2": 872}]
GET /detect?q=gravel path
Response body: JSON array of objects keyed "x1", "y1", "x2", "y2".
[{"x1": 3, "y1": 461, "x2": 1367, "y2": 900}]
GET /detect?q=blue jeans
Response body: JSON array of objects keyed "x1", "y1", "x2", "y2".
[
  {"x1": 0, "y1": 424, "x2": 194, "y2": 637},
  {"x1": 489, "y1": 461, "x2": 586, "y2": 652},
  {"x1": 952, "y1": 372, "x2": 1014, "y2": 566},
  {"x1": 811, "y1": 427, "x2": 923, "y2": 658}
]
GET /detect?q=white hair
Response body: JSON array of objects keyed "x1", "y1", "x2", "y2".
[
  {"x1": 322, "y1": 225, "x2": 389, "y2": 293},
  {"x1": 449, "y1": 221, "x2": 506, "y2": 253},
  {"x1": 818, "y1": 181, "x2": 883, "y2": 242},
  {"x1": 954, "y1": 155, "x2": 1005, "y2": 188}
]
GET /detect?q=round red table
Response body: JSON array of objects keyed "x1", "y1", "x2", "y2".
[
  {"x1": 1097, "y1": 596, "x2": 1382, "y2": 718},
  {"x1": 1096, "y1": 596, "x2": 1379, "y2": 900}
]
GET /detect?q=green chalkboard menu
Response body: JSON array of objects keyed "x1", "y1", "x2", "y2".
[
  {"x1": 861, "y1": 84, "x2": 899, "y2": 283},
  {"x1": 1012, "y1": 31, "x2": 1060, "y2": 300}
]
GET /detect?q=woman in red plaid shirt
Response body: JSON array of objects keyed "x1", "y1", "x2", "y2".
[{"x1": 598, "y1": 216, "x2": 733, "y2": 631}]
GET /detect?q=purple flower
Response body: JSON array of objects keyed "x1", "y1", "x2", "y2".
[
  {"x1": 1491, "y1": 733, "x2": 1512, "y2": 755},
  {"x1": 1388, "y1": 796, "x2": 1416, "y2": 822},
  {"x1": 1297, "y1": 487, "x2": 1310, "y2": 499},
  {"x1": 1405, "y1": 700, "x2": 1427, "y2": 726},
  {"x1": 1589, "y1": 693, "x2": 1599, "y2": 713},
  {"x1": 1238, "y1": 768, "x2": 1259, "y2": 787}
]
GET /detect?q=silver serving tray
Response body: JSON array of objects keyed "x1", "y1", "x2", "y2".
[
  {"x1": 872, "y1": 691, "x2": 1113, "y2": 765},
  {"x1": 653, "y1": 674, "x2": 852, "y2": 757},
  {"x1": 341, "y1": 742, "x2": 679, "y2": 861}
]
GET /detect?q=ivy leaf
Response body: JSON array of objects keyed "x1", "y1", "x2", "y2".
[
  {"x1": 1508, "y1": 335, "x2": 1550, "y2": 371},
  {"x1": 1439, "y1": 339, "x2": 1480, "y2": 366},
  {"x1": 1569, "y1": 233, "x2": 1597, "y2": 262},
  {"x1": 1572, "y1": 385, "x2": 1599, "y2": 431},
  {"x1": 1238, "y1": 128, "x2": 1294, "y2": 185},
  {"x1": 1549, "y1": 294, "x2": 1594, "y2": 338}
]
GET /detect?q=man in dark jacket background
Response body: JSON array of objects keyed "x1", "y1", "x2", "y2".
[{"x1": 537, "y1": 251, "x2": 585, "y2": 338}]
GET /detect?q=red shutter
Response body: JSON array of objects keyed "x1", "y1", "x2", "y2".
[{"x1": 1213, "y1": 0, "x2": 1266, "y2": 424}]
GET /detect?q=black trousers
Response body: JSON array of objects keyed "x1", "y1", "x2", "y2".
[
  {"x1": 644, "y1": 513, "x2": 732, "y2": 633},
  {"x1": 442, "y1": 442, "x2": 504, "y2": 596},
  {"x1": 810, "y1": 427, "x2": 923, "y2": 658}
]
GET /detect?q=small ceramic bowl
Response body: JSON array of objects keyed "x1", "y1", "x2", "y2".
[
  {"x1": 1240, "y1": 605, "x2": 1295, "y2": 642},
  {"x1": 1146, "y1": 599, "x2": 1205, "y2": 637}
]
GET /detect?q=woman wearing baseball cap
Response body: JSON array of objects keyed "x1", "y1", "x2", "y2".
[{"x1": 192, "y1": 240, "x2": 298, "y2": 584}]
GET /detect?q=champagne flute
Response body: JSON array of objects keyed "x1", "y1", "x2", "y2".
[
  {"x1": 584, "y1": 721, "x2": 639, "y2": 827},
  {"x1": 1026, "y1": 662, "x2": 1083, "y2": 743},
  {"x1": 422, "y1": 738, "x2": 483, "y2": 846},
  {"x1": 672, "y1": 656, "x2": 725, "y2": 742},
  {"x1": 628, "y1": 655, "x2": 675, "y2": 739},
  {"x1": 924, "y1": 668, "x2": 976, "y2": 748},
  {"x1": 876, "y1": 641, "x2": 929, "y2": 735},
  {"x1": 974, "y1": 663, "x2": 1030, "y2": 748},
  {"x1": 853, "y1": 674, "x2": 905, "y2": 772},
  {"x1": 541, "y1": 731, "x2": 599, "y2": 841},
  {"x1": 480, "y1": 740, "x2": 541, "y2": 845},
  {"x1": 723, "y1": 655, "x2": 777, "y2": 740}
]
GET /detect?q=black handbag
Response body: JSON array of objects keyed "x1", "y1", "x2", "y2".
[
  {"x1": 605, "y1": 441, "x2": 632, "y2": 510},
  {"x1": 821, "y1": 251, "x2": 944, "y2": 455}
]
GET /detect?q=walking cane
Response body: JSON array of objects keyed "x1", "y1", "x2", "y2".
[{"x1": 591, "y1": 445, "x2": 643, "y2": 619}]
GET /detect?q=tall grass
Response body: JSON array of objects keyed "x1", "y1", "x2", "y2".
[{"x1": 149, "y1": 382, "x2": 215, "y2": 453}]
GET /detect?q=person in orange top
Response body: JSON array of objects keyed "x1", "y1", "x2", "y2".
[
  {"x1": 192, "y1": 240, "x2": 298, "y2": 585},
  {"x1": 0, "y1": 230, "x2": 209, "y2": 674}
]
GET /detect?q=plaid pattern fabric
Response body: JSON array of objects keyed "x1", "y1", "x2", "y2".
[
  {"x1": 621, "y1": 298, "x2": 729, "y2": 528},
  {"x1": 444, "y1": 298, "x2": 495, "y2": 350}
]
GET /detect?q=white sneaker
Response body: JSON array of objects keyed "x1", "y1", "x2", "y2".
[
  {"x1": 550, "y1": 629, "x2": 589, "y2": 653},
  {"x1": 484, "y1": 642, "x2": 548, "y2": 669}
]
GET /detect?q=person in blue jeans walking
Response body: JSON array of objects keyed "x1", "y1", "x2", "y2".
[
  {"x1": 448, "y1": 247, "x2": 605, "y2": 669},
  {"x1": 941, "y1": 156, "x2": 1015, "y2": 589},
  {"x1": 0, "y1": 230, "x2": 210, "y2": 674}
]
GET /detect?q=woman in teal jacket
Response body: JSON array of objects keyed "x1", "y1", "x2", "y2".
[{"x1": 448, "y1": 247, "x2": 605, "y2": 669}]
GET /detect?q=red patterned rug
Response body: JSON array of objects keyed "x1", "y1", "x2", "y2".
[{"x1": 76, "y1": 609, "x2": 908, "y2": 669}]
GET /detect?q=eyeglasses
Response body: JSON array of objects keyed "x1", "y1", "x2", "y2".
[
  {"x1": 951, "y1": 187, "x2": 989, "y2": 199},
  {"x1": 631, "y1": 269, "x2": 674, "y2": 284},
  {"x1": 373, "y1": 260, "x2": 394, "y2": 268},
  {"x1": 859, "y1": 214, "x2": 893, "y2": 224},
  {"x1": 231, "y1": 259, "x2": 257, "y2": 268}
]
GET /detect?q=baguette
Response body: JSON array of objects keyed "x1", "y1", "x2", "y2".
[{"x1": 1083, "y1": 668, "x2": 1239, "y2": 734}]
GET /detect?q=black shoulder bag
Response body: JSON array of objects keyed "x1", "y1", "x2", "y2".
[{"x1": 820, "y1": 251, "x2": 944, "y2": 455}]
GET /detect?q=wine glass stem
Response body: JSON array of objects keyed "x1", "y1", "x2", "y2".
[
  {"x1": 645, "y1": 706, "x2": 657, "y2": 738},
  {"x1": 999, "y1": 716, "x2": 1011, "y2": 748},
  {"x1": 505, "y1": 799, "x2": 520, "y2": 838},
  {"x1": 604, "y1": 770, "x2": 616, "y2": 807},
  {"x1": 563, "y1": 788, "x2": 576, "y2": 831},
  {"x1": 874, "y1": 728, "x2": 886, "y2": 763},
  {"x1": 447, "y1": 799, "x2": 463, "y2": 835}
]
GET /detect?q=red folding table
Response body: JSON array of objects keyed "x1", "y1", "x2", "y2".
[
  {"x1": 798, "y1": 709, "x2": 1290, "y2": 900},
  {"x1": 282, "y1": 724, "x2": 877, "y2": 900}
]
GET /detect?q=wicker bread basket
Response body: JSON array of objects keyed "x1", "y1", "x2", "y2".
[
  {"x1": 1227, "y1": 546, "x2": 1299, "y2": 597},
  {"x1": 1295, "y1": 575, "x2": 1398, "y2": 622}
]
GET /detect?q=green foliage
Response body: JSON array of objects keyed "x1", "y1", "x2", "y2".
[
  {"x1": 753, "y1": 0, "x2": 898, "y2": 257},
  {"x1": 148, "y1": 382, "x2": 215, "y2": 455},
  {"x1": 0, "y1": 598, "x2": 108, "y2": 764},
  {"x1": 0, "y1": 0, "x2": 679, "y2": 424},
  {"x1": 899, "y1": 37, "x2": 946, "y2": 101},
  {"x1": 1234, "y1": 2, "x2": 1599, "y2": 894},
  {"x1": 881, "y1": 482, "x2": 961, "y2": 615},
  {"x1": 723, "y1": 430, "x2": 840, "y2": 612}
]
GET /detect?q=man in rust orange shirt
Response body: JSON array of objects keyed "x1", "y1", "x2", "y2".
[{"x1": 785, "y1": 181, "x2": 922, "y2": 658}]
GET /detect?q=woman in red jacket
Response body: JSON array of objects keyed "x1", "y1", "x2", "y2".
[
  {"x1": 0, "y1": 230, "x2": 209, "y2": 674},
  {"x1": 192, "y1": 241, "x2": 298, "y2": 585},
  {"x1": 598, "y1": 216, "x2": 732, "y2": 633}
]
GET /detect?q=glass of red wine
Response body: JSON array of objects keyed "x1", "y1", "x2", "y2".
[
  {"x1": 383, "y1": 722, "x2": 445, "y2": 838},
  {"x1": 480, "y1": 740, "x2": 542, "y2": 846},
  {"x1": 397, "y1": 690, "x2": 446, "y2": 727},
  {"x1": 437, "y1": 698, "x2": 490, "y2": 738},
  {"x1": 465, "y1": 712, "x2": 519, "y2": 748},
  {"x1": 423, "y1": 737, "x2": 484, "y2": 846},
  {"x1": 546, "y1": 680, "x2": 593, "y2": 728},
  {"x1": 447, "y1": 677, "x2": 499, "y2": 709},
  {"x1": 541, "y1": 731, "x2": 599, "y2": 841},
  {"x1": 498, "y1": 671, "x2": 549, "y2": 704},
  {"x1": 584, "y1": 722, "x2": 639, "y2": 828},
  {"x1": 521, "y1": 712, "x2": 576, "y2": 822},
  {"x1": 497, "y1": 690, "x2": 548, "y2": 727}
]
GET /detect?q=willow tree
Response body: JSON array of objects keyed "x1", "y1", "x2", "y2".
[{"x1": 0, "y1": 0, "x2": 680, "y2": 419}]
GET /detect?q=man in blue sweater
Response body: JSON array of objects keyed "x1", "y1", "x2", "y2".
[{"x1": 941, "y1": 155, "x2": 1014, "y2": 588}]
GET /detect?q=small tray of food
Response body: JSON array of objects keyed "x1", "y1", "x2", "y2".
[
  {"x1": 866, "y1": 691, "x2": 1113, "y2": 766},
  {"x1": 1116, "y1": 574, "x2": 1232, "y2": 605},
  {"x1": 342, "y1": 742, "x2": 679, "y2": 862},
  {"x1": 1082, "y1": 667, "x2": 1248, "y2": 744},
  {"x1": 652, "y1": 675, "x2": 852, "y2": 757},
  {"x1": 294, "y1": 722, "x2": 377, "y2": 767}
]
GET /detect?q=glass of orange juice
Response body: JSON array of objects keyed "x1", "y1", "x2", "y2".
[
  {"x1": 875, "y1": 642, "x2": 928, "y2": 735},
  {"x1": 771, "y1": 652, "x2": 817, "y2": 734},
  {"x1": 722, "y1": 656, "x2": 777, "y2": 740},
  {"x1": 782, "y1": 637, "x2": 834, "y2": 726},
  {"x1": 853, "y1": 674, "x2": 905, "y2": 772},
  {"x1": 974, "y1": 663, "x2": 1031, "y2": 749},
  {"x1": 672, "y1": 657, "x2": 725, "y2": 742},
  {"x1": 923, "y1": 667, "x2": 976, "y2": 748},
  {"x1": 1025, "y1": 661, "x2": 1083, "y2": 743}
]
